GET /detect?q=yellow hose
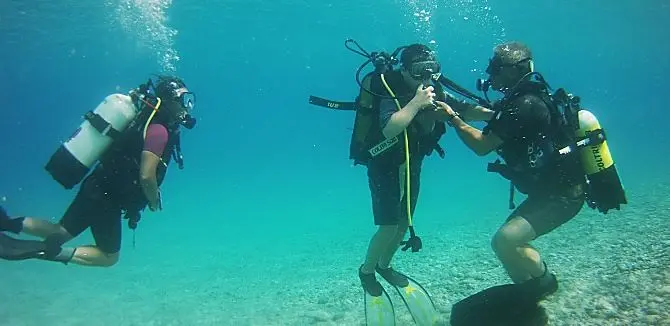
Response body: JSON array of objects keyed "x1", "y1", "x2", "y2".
[
  {"x1": 380, "y1": 74, "x2": 413, "y2": 227},
  {"x1": 142, "y1": 97, "x2": 162, "y2": 140}
]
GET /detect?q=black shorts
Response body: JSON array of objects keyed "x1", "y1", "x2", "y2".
[
  {"x1": 507, "y1": 191, "x2": 585, "y2": 237},
  {"x1": 367, "y1": 157, "x2": 423, "y2": 226},
  {"x1": 59, "y1": 176, "x2": 123, "y2": 254}
]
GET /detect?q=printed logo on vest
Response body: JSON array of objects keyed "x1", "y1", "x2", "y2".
[{"x1": 369, "y1": 136, "x2": 399, "y2": 157}]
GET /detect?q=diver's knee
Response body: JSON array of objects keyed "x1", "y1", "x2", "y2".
[
  {"x1": 45, "y1": 228, "x2": 74, "y2": 247},
  {"x1": 56, "y1": 224, "x2": 70, "y2": 235},
  {"x1": 100, "y1": 252, "x2": 119, "y2": 267},
  {"x1": 491, "y1": 231, "x2": 503, "y2": 253},
  {"x1": 492, "y1": 228, "x2": 515, "y2": 253}
]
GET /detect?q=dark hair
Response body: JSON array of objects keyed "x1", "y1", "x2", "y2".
[
  {"x1": 154, "y1": 75, "x2": 187, "y2": 100},
  {"x1": 152, "y1": 75, "x2": 188, "y2": 124},
  {"x1": 400, "y1": 44, "x2": 436, "y2": 67},
  {"x1": 492, "y1": 41, "x2": 532, "y2": 65}
]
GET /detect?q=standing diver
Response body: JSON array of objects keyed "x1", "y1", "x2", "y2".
[{"x1": 346, "y1": 42, "x2": 493, "y2": 325}]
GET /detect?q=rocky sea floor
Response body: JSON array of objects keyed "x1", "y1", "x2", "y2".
[{"x1": 1, "y1": 181, "x2": 668, "y2": 325}]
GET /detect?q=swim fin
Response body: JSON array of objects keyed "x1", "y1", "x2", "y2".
[
  {"x1": 450, "y1": 283, "x2": 549, "y2": 326},
  {"x1": 0, "y1": 205, "x2": 25, "y2": 234},
  {"x1": 0, "y1": 232, "x2": 48, "y2": 260},
  {"x1": 376, "y1": 266, "x2": 439, "y2": 326},
  {"x1": 360, "y1": 266, "x2": 396, "y2": 326}
]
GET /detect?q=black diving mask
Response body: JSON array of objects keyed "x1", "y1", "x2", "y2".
[
  {"x1": 477, "y1": 56, "x2": 532, "y2": 92},
  {"x1": 164, "y1": 89, "x2": 196, "y2": 129},
  {"x1": 408, "y1": 60, "x2": 441, "y2": 81},
  {"x1": 485, "y1": 56, "x2": 532, "y2": 76},
  {"x1": 172, "y1": 89, "x2": 196, "y2": 129},
  {"x1": 476, "y1": 57, "x2": 503, "y2": 92}
]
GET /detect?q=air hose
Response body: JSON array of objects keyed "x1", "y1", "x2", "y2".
[
  {"x1": 142, "y1": 97, "x2": 162, "y2": 140},
  {"x1": 379, "y1": 74, "x2": 422, "y2": 252}
]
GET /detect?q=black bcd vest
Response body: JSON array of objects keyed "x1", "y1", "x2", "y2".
[
  {"x1": 489, "y1": 81, "x2": 583, "y2": 195},
  {"x1": 92, "y1": 121, "x2": 178, "y2": 212},
  {"x1": 349, "y1": 70, "x2": 446, "y2": 167}
]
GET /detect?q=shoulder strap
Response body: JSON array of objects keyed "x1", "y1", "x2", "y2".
[{"x1": 536, "y1": 87, "x2": 577, "y2": 145}]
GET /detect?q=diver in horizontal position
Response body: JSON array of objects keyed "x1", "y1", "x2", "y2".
[{"x1": 1, "y1": 75, "x2": 197, "y2": 267}]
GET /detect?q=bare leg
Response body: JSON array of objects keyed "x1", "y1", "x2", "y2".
[
  {"x1": 517, "y1": 243, "x2": 544, "y2": 276},
  {"x1": 16, "y1": 217, "x2": 118, "y2": 267},
  {"x1": 377, "y1": 218, "x2": 409, "y2": 269},
  {"x1": 361, "y1": 225, "x2": 399, "y2": 274},
  {"x1": 21, "y1": 217, "x2": 69, "y2": 239},
  {"x1": 491, "y1": 216, "x2": 545, "y2": 283},
  {"x1": 69, "y1": 246, "x2": 119, "y2": 267}
]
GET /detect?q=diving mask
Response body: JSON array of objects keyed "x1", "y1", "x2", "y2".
[
  {"x1": 408, "y1": 60, "x2": 441, "y2": 81},
  {"x1": 173, "y1": 89, "x2": 196, "y2": 111},
  {"x1": 477, "y1": 56, "x2": 533, "y2": 93},
  {"x1": 170, "y1": 88, "x2": 196, "y2": 129},
  {"x1": 485, "y1": 56, "x2": 532, "y2": 76}
]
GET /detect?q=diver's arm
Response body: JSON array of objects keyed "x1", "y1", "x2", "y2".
[
  {"x1": 460, "y1": 105, "x2": 495, "y2": 122},
  {"x1": 436, "y1": 101, "x2": 503, "y2": 156},
  {"x1": 382, "y1": 84, "x2": 435, "y2": 138},
  {"x1": 443, "y1": 92, "x2": 494, "y2": 122},
  {"x1": 451, "y1": 117, "x2": 503, "y2": 156},
  {"x1": 140, "y1": 124, "x2": 169, "y2": 211},
  {"x1": 445, "y1": 98, "x2": 494, "y2": 122},
  {"x1": 382, "y1": 101, "x2": 423, "y2": 138},
  {"x1": 140, "y1": 151, "x2": 161, "y2": 211}
]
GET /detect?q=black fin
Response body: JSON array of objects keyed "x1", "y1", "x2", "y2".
[
  {"x1": 450, "y1": 284, "x2": 549, "y2": 326},
  {"x1": 0, "y1": 233, "x2": 47, "y2": 261}
]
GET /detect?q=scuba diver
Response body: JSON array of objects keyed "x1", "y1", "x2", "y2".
[
  {"x1": 0, "y1": 75, "x2": 197, "y2": 267},
  {"x1": 309, "y1": 40, "x2": 492, "y2": 325},
  {"x1": 355, "y1": 43, "x2": 442, "y2": 326},
  {"x1": 440, "y1": 41, "x2": 627, "y2": 325}
]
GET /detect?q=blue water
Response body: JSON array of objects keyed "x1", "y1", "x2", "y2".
[{"x1": 1, "y1": 1, "x2": 669, "y2": 325}]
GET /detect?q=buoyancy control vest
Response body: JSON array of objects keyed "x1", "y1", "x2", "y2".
[
  {"x1": 487, "y1": 81, "x2": 584, "y2": 196},
  {"x1": 349, "y1": 70, "x2": 447, "y2": 167},
  {"x1": 486, "y1": 75, "x2": 627, "y2": 214},
  {"x1": 92, "y1": 120, "x2": 179, "y2": 212}
]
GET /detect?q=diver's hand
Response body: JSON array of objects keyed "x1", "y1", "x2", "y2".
[
  {"x1": 149, "y1": 190, "x2": 162, "y2": 212},
  {"x1": 410, "y1": 84, "x2": 436, "y2": 110},
  {"x1": 433, "y1": 101, "x2": 459, "y2": 124},
  {"x1": 148, "y1": 202, "x2": 159, "y2": 212}
]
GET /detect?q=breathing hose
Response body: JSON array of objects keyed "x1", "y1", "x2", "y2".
[{"x1": 379, "y1": 74, "x2": 422, "y2": 252}]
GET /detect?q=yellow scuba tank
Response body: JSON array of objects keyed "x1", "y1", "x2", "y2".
[{"x1": 575, "y1": 109, "x2": 627, "y2": 213}]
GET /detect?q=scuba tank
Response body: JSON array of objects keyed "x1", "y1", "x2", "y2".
[
  {"x1": 45, "y1": 85, "x2": 160, "y2": 190},
  {"x1": 549, "y1": 87, "x2": 627, "y2": 213},
  {"x1": 574, "y1": 109, "x2": 627, "y2": 213},
  {"x1": 45, "y1": 94, "x2": 140, "y2": 189}
]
